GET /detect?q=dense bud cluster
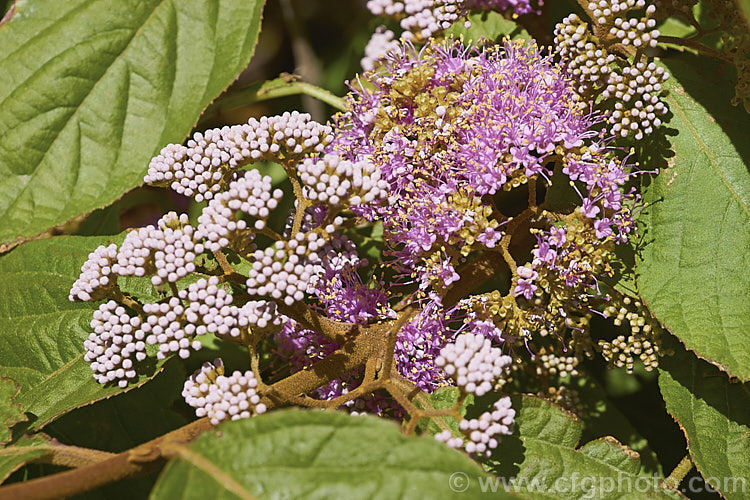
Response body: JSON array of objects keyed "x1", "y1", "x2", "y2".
[
  {"x1": 69, "y1": 244, "x2": 118, "y2": 302},
  {"x1": 114, "y1": 212, "x2": 203, "y2": 286},
  {"x1": 603, "y1": 61, "x2": 669, "y2": 139},
  {"x1": 436, "y1": 332, "x2": 513, "y2": 396},
  {"x1": 238, "y1": 300, "x2": 281, "y2": 330},
  {"x1": 179, "y1": 277, "x2": 242, "y2": 340},
  {"x1": 245, "y1": 233, "x2": 328, "y2": 306},
  {"x1": 365, "y1": 0, "x2": 540, "y2": 46},
  {"x1": 366, "y1": 0, "x2": 462, "y2": 41},
  {"x1": 142, "y1": 298, "x2": 203, "y2": 360},
  {"x1": 84, "y1": 301, "x2": 146, "y2": 388},
  {"x1": 598, "y1": 296, "x2": 665, "y2": 372},
  {"x1": 182, "y1": 359, "x2": 267, "y2": 425},
  {"x1": 536, "y1": 352, "x2": 580, "y2": 378},
  {"x1": 554, "y1": 2, "x2": 669, "y2": 140},
  {"x1": 196, "y1": 170, "x2": 284, "y2": 253},
  {"x1": 604, "y1": 3, "x2": 660, "y2": 47},
  {"x1": 554, "y1": 15, "x2": 616, "y2": 94},
  {"x1": 435, "y1": 397, "x2": 515, "y2": 457},
  {"x1": 361, "y1": 26, "x2": 400, "y2": 71},
  {"x1": 298, "y1": 155, "x2": 390, "y2": 207},
  {"x1": 145, "y1": 112, "x2": 333, "y2": 202}
]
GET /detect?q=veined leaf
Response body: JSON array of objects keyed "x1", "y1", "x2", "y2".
[
  {"x1": 482, "y1": 395, "x2": 681, "y2": 499},
  {"x1": 0, "y1": 236, "x2": 166, "y2": 430},
  {"x1": 0, "y1": 378, "x2": 24, "y2": 445},
  {"x1": 659, "y1": 339, "x2": 750, "y2": 500},
  {"x1": 0, "y1": 0, "x2": 265, "y2": 248},
  {"x1": 151, "y1": 409, "x2": 511, "y2": 500},
  {"x1": 636, "y1": 56, "x2": 750, "y2": 380}
]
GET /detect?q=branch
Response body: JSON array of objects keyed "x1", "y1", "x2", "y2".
[
  {"x1": 661, "y1": 454, "x2": 693, "y2": 490},
  {"x1": 0, "y1": 419, "x2": 213, "y2": 500}
]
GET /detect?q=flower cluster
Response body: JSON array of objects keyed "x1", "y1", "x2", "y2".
[
  {"x1": 334, "y1": 40, "x2": 594, "y2": 279},
  {"x1": 436, "y1": 332, "x2": 513, "y2": 396},
  {"x1": 361, "y1": 26, "x2": 401, "y2": 72},
  {"x1": 145, "y1": 112, "x2": 333, "y2": 201},
  {"x1": 182, "y1": 359, "x2": 267, "y2": 425},
  {"x1": 69, "y1": 244, "x2": 119, "y2": 302},
  {"x1": 84, "y1": 301, "x2": 146, "y2": 388},
  {"x1": 435, "y1": 396, "x2": 515, "y2": 457},
  {"x1": 554, "y1": 1, "x2": 669, "y2": 140},
  {"x1": 297, "y1": 155, "x2": 390, "y2": 208},
  {"x1": 71, "y1": 9, "x2": 672, "y2": 451},
  {"x1": 114, "y1": 212, "x2": 204, "y2": 286},
  {"x1": 196, "y1": 169, "x2": 284, "y2": 253}
]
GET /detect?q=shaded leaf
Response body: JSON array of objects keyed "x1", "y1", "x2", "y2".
[
  {"x1": 636, "y1": 56, "x2": 750, "y2": 380},
  {"x1": 483, "y1": 395, "x2": 681, "y2": 499},
  {"x1": 38, "y1": 362, "x2": 188, "y2": 499},
  {"x1": 0, "y1": 0, "x2": 266, "y2": 247},
  {"x1": 416, "y1": 386, "x2": 471, "y2": 436},
  {"x1": 573, "y1": 375, "x2": 662, "y2": 476},
  {"x1": 658, "y1": 338, "x2": 750, "y2": 500},
  {"x1": 151, "y1": 409, "x2": 512, "y2": 499}
]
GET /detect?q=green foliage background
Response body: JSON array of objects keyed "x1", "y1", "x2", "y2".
[{"x1": 0, "y1": 0, "x2": 748, "y2": 498}]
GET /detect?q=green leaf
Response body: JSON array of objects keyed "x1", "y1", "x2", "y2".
[
  {"x1": 483, "y1": 395, "x2": 681, "y2": 499},
  {"x1": 658, "y1": 339, "x2": 750, "y2": 500},
  {"x1": 0, "y1": 378, "x2": 25, "y2": 445},
  {"x1": 0, "y1": 0, "x2": 266, "y2": 248},
  {"x1": 0, "y1": 434, "x2": 51, "y2": 484},
  {"x1": 0, "y1": 236, "x2": 167, "y2": 430},
  {"x1": 573, "y1": 375, "x2": 662, "y2": 476},
  {"x1": 151, "y1": 409, "x2": 512, "y2": 499},
  {"x1": 37, "y1": 362, "x2": 188, "y2": 498},
  {"x1": 635, "y1": 56, "x2": 750, "y2": 381},
  {"x1": 47, "y1": 362, "x2": 187, "y2": 453},
  {"x1": 446, "y1": 11, "x2": 530, "y2": 43}
]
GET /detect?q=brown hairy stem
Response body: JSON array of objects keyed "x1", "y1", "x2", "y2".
[{"x1": 0, "y1": 418, "x2": 213, "y2": 500}]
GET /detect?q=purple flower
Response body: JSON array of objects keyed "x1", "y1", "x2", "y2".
[
  {"x1": 594, "y1": 219, "x2": 613, "y2": 239},
  {"x1": 514, "y1": 266, "x2": 539, "y2": 299},
  {"x1": 581, "y1": 198, "x2": 601, "y2": 218}
]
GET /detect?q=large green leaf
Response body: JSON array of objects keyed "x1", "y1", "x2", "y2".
[
  {"x1": 151, "y1": 409, "x2": 511, "y2": 500},
  {"x1": 0, "y1": 378, "x2": 24, "y2": 445},
  {"x1": 0, "y1": 0, "x2": 266, "y2": 248},
  {"x1": 0, "y1": 236, "x2": 165, "y2": 430},
  {"x1": 659, "y1": 339, "x2": 750, "y2": 500},
  {"x1": 484, "y1": 395, "x2": 681, "y2": 499},
  {"x1": 635, "y1": 56, "x2": 750, "y2": 380}
]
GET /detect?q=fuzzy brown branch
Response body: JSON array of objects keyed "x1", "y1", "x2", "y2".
[{"x1": 0, "y1": 418, "x2": 213, "y2": 500}]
